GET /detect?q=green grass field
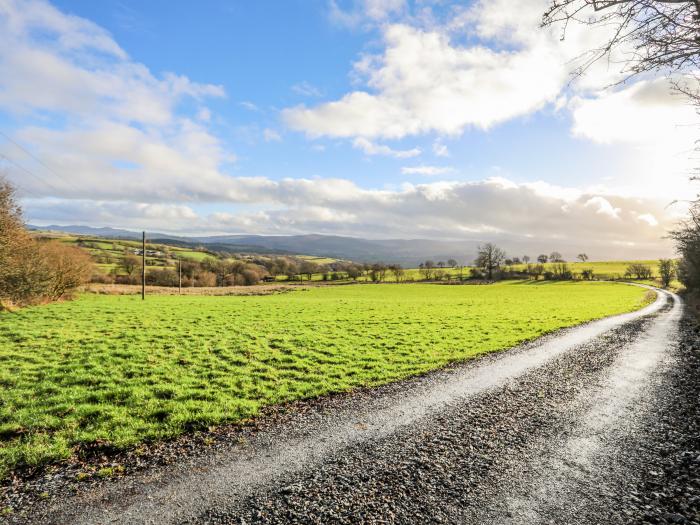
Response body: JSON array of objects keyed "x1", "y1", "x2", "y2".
[
  {"x1": 0, "y1": 282, "x2": 651, "y2": 476},
  {"x1": 510, "y1": 260, "x2": 660, "y2": 279}
]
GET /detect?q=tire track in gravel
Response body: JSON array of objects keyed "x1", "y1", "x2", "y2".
[
  {"x1": 473, "y1": 289, "x2": 684, "y2": 525},
  {"x1": 18, "y1": 287, "x2": 672, "y2": 525}
]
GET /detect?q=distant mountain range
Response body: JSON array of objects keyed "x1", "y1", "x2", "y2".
[
  {"x1": 29, "y1": 224, "x2": 482, "y2": 265},
  {"x1": 29, "y1": 223, "x2": 665, "y2": 264}
]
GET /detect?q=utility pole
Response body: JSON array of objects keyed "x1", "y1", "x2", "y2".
[
  {"x1": 178, "y1": 256, "x2": 182, "y2": 295},
  {"x1": 141, "y1": 231, "x2": 146, "y2": 300}
]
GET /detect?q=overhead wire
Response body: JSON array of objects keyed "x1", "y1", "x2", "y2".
[{"x1": 0, "y1": 130, "x2": 83, "y2": 195}]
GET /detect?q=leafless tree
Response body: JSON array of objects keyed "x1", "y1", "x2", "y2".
[
  {"x1": 388, "y1": 264, "x2": 405, "y2": 282},
  {"x1": 670, "y1": 200, "x2": 700, "y2": 288},
  {"x1": 474, "y1": 243, "x2": 506, "y2": 280},
  {"x1": 121, "y1": 253, "x2": 141, "y2": 277},
  {"x1": 550, "y1": 251, "x2": 565, "y2": 262},
  {"x1": 543, "y1": 1, "x2": 700, "y2": 101},
  {"x1": 418, "y1": 260, "x2": 435, "y2": 280},
  {"x1": 577, "y1": 253, "x2": 589, "y2": 262},
  {"x1": 456, "y1": 264, "x2": 467, "y2": 281},
  {"x1": 537, "y1": 254, "x2": 549, "y2": 264},
  {"x1": 626, "y1": 262, "x2": 654, "y2": 279}
]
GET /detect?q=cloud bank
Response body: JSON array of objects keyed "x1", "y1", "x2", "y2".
[{"x1": 0, "y1": 0, "x2": 690, "y2": 259}]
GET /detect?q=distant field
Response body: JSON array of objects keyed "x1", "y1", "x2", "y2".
[
  {"x1": 509, "y1": 260, "x2": 661, "y2": 278},
  {"x1": 42, "y1": 234, "x2": 216, "y2": 274},
  {"x1": 296, "y1": 255, "x2": 341, "y2": 265},
  {"x1": 0, "y1": 281, "x2": 652, "y2": 476}
]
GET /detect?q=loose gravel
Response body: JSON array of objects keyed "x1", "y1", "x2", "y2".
[{"x1": 201, "y1": 297, "x2": 680, "y2": 524}]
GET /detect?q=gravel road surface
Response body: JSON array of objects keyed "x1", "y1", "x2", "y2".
[{"x1": 7, "y1": 288, "x2": 698, "y2": 524}]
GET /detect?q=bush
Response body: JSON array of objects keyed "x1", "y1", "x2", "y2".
[
  {"x1": 0, "y1": 180, "x2": 93, "y2": 305},
  {"x1": 194, "y1": 271, "x2": 217, "y2": 287},
  {"x1": 39, "y1": 242, "x2": 93, "y2": 300},
  {"x1": 115, "y1": 274, "x2": 138, "y2": 285},
  {"x1": 146, "y1": 268, "x2": 178, "y2": 287},
  {"x1": 91, "y1": 271, "x2": 115, "y2": 284},
  {"x1": 580, "y1": 268, "x2": 595, "y2": 280},
  {"x1": 625, "y1": 263, "x2": 653, "y2": 280}
]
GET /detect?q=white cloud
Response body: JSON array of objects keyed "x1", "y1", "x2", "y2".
[
  {"x1": 401, "y1": 165, "x2": 454, "y2": 176},
  {"x1": 283, "y1": 23, "x2": 566, "y2": 138},
  {"x1": 287, "y1": 0, "x2": 699, "y2": 161},
  {"x1": 0, "y1": 0, "x2": 233, "y2": 203},
  {"x1": 239, "y1": 101, "x2": 259, "y2": 111},
  {"x1": 291, "y1": 81, "x2": 323, "y2": 98},
  {"x1": 353, "y1": 137, "x2": 421, "y2": 158},
  {"x1": 263, "y1": 128, "x2": 282, "y2": 142},
  {"x1": 571, "y1": 78, "x2": 698, "y2": 145},
  {"x1": 328, "y1": 0, "x2": 406, "y2": 28},
  {"x1": 24, "y1": 177, "x2": 677, "y2": 258},
  {"x1": 637, "y1": 213, "x2": 659, "y2": 227},
  {"x1": 432, "y1": 140, "x2": 449, "y2": 157},
  {"x1": 196, "y1": 107, "x2": 211, "y2": 122},
  {"x1": 584, "y1": 196, "x2": 620, "y2": 219},
  {"x1": 0, "y1": 0, "x2": 685, "y2": 260},
  {"x1": 0, "y1": 1, "x2": 224, "y2": 127}
]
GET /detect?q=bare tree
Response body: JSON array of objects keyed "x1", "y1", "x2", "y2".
[
  {"x1": 121, "y1": 254, "x2": 141, "y2": 278},
  {"x1": 418, "y1": 260, "x2": 435, "y2": 280},
  {"x1": 523, "y1": 255, "x2": 531, "y2": 264},
  {"x1": 369, "y1": 263, "x2": 388, "y2": 282},
  {"x1": 626, "y1": 262, "x2": 654, "y2": 279},
  {"x1": 577, "y1": 253, "x2": 589, "y2": 262},
  {"x1": 537, "y1": 254, "x2": 549, "y2": 264},
  {"x1": 474, "y1": 243, "x2": 506, "y2": 280},
  {"x1": 456, "y1": 264, "x2": 467, "y2": 281},
  {"x1": 388, "y1": 264, "x2": 405, "y2": 282},
  {"x1": 550, "y1": 251, "x2": 565, "y2": 262},
  {"x1": 543, "y1": 1, "x2": 700, "y2": 101},
  {"x1": 299, "y1": 261, "x2": 318, "y2": 281},
  {"x1": 670, "y1": 200, "x2": 700, "y2": 289},
  {"x1": 447, "y1": 258, "x2": 458, "y2": 268}
]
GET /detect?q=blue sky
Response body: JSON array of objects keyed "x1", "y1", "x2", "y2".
[
  {"x1": 46, "y1": 0, "x2": 622, "y2": 188},
  {"x1": 0, "y1": 0, "x2": 697, "y2": 257}
]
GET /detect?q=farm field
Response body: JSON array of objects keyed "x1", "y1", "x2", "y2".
[
  {"x1": 509, "y1": 260, "x2": 661, "y2": 279},
  {"x1": 0, "y1": 282, "x2": 652, "y2": 477}
]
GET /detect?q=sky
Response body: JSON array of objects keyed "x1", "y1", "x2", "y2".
[{"x1": 0, "y1": 0, "x2": 698, "y2": 259}]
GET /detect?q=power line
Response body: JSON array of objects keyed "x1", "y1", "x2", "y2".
[
  {"x1": 0, "y1": 130, "x2": 83, "y2": 195},
  {"x1": 0, "y1": 152, "x2": 64, "y2": 196}
]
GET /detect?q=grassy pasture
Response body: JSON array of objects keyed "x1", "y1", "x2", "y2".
[
  {"x1": 509, "y1": 260, "x2": 660, "y2": 279},
  {"x1": 0, "y1": 281, "x2": 651, "y2": 476}
]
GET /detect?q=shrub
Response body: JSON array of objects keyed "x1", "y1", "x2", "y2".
[
  {"x1": 580, "y1": 268, "x2": 595, "y2": 280},
  {"x1": 146, "y1": 268, "x2": 178, "y2": 287},
  {"x1": 625, "y1": 263, "x2": 653, "y2": 280},
  {"x1": 91, "y1": 272, "x2": 115, "y2": 284},
  {"x1": 0, "y1": 180, "x2": 93, "y2": 305},
  {"x1": 194, "y1": 271, "x2": 217, "y2": 287},
  {"x1": 658, "y1": 259, "x2": 675, "y2": 288}
]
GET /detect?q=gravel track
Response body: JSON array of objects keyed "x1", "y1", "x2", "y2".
[{"x1": 7, "y1": 288, "x2": 698, "y2": 524}]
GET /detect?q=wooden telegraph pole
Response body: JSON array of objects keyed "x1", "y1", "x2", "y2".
[{"x1": 141, "y1": 231, "x2": 146, "y2": 300}]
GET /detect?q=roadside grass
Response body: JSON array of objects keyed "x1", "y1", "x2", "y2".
[{"x1": 0, "y1": 281, "x2": 651, "y2": 477}]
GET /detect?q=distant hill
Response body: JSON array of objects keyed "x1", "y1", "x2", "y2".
[
  {"x1": 30, "y1": 225, "x2": 147, "y2": 239},
  {"x1": 28, "y1": 225, "x2": 480, "y2": 265},
  {"x1": 186, "y1": 234, "x2": 481, "y2": 266}
]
